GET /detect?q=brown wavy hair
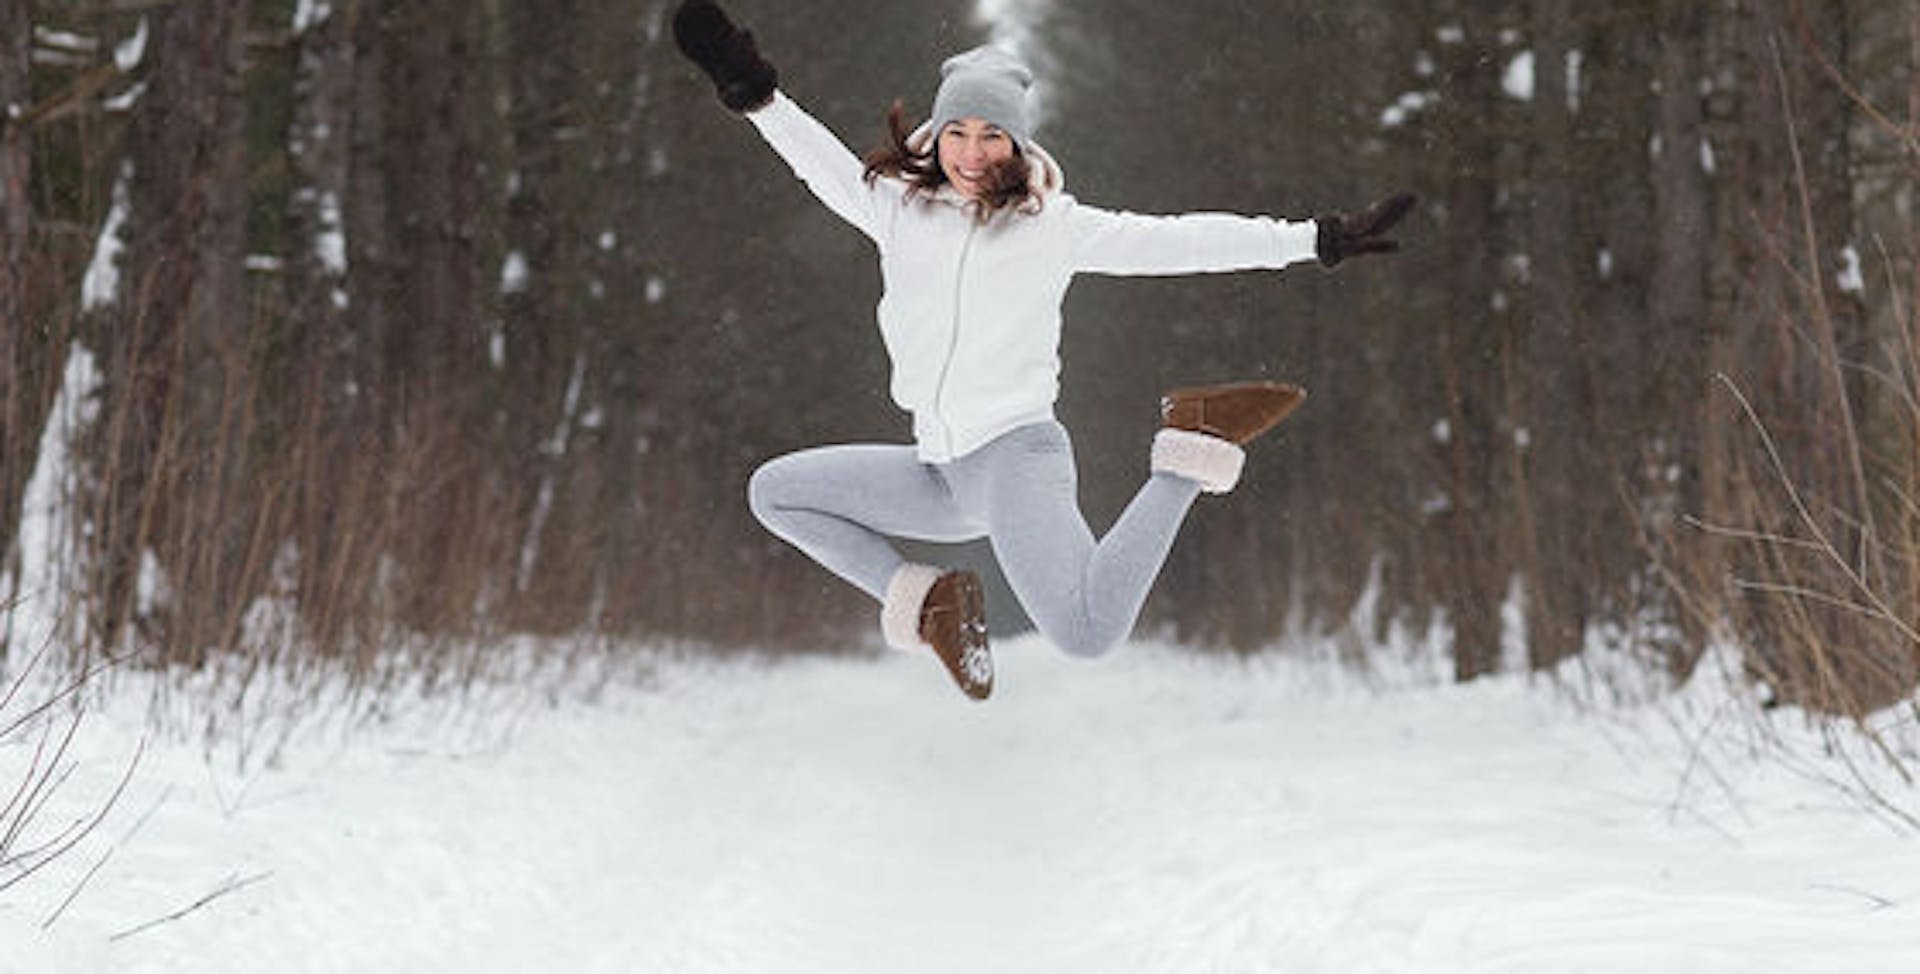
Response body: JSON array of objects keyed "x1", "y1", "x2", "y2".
[{"x1": 862, "y1": 100, "x2": 1035, "y2": 221}]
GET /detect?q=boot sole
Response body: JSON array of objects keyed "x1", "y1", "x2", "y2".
[
  {"x1": 1160, "y1": 381, "x2": 1307, "y2": 445},
  {"x1": 925, "y1": 571, "x2": 993, "y2": 701}
]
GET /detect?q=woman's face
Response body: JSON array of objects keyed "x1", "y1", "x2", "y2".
[{"x1": 937, "y1": 118, "x2": 1017, "y2": 199}]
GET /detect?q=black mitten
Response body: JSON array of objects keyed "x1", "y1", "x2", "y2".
[
  {"x1": 1315, "y1": 192, "x2": 1416, "y2": 268},
  {"x1": 672, "y1": 0, "x2": 778, "y2": 113}
]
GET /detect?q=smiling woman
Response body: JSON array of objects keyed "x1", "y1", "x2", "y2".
[
  {"x1": 861, "y1": 101, "x2": 1036, "y2": 220},
  {"x1": 936, "y1": 118, "x2": 1016, "y2": 197},
  {"x1": 921, "y1": 45, "x2": 1028, "y2": 201},
  {"x1": 671, "y1": 0, "x2": 1410, "y2": 700},
  {"x1": 857, "y1": 45, "x2": 1043, "y2": 220}
]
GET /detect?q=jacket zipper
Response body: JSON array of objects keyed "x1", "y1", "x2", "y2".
[{"x1": 933, "y1": 222, "x2": 979, "y2": 458}]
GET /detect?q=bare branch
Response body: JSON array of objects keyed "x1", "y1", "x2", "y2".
[
  {"x1": 0, "y1": 649, "x2": 138, "y2": 740},
  {"x1": 1730, "y1": 579, "x2": 1896, "y2": 627},
  {"x1": 15, "y1": 62, "x2": 123, "y2": 131},
  {"x1": 1, "y1": 731, "x2": 143, "y2": 897},
  {"x1": 42, "y1": 845, "x2": 114, "y2": 929},
  {"x1": 1682, "y1": 513, "x2": 1825, "y2": 552},
  {"x1": 108, "y1": 871, "x2": 273, "y2": 942},
  {"x1": 1786, "y1": 0, "x2": 1920, "y2": 162},
  {"x1": 1715, "y1": 374, "x2": 1920, "y2": 648}
]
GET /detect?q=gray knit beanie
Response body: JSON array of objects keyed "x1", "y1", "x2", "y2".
[{"x1": 929, "y1": 46, "x2": 1034, "y2": 148}]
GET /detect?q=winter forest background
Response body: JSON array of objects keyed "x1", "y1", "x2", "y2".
[{"x1": 2, "y1": 0, "x2": 1918, "y2": 727}]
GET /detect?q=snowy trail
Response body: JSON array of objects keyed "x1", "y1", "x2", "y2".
[{"x1": 4, "y1": 638, "x2": 1916, "y2": 973}]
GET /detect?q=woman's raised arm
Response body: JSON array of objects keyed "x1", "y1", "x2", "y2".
[{"x1": 673, "y1": 0, "x2": 886, "y2": 241}]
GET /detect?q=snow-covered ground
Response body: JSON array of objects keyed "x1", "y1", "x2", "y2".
[{"x1": 3, "y1": 637, "x2": 1916, "y2": 974}]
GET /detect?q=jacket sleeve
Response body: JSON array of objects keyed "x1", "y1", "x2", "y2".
[
  {"x1": 1064, "y1": 199, "x2": 1319, "y2": 276},
  {"x1": 746, "y1": 91, "x2": 888, "y2": 243}
]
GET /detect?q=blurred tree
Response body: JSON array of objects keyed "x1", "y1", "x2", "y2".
[
  {"x1": 84, "y1": 0, "x2": 256, "y2": 662},
  {"x1": 1, "y1": 0, "x2": 31, "y2": 616},
  {"x1": 1515, "y1": 0, "x2": 1584, "y2": 670},
  {"x1": 369, "y1": 0, "x2": 503, "y2": 634}
]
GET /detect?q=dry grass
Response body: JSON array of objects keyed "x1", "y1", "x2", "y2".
[
  {"x1": 1, "y1": 636, "x2": 140, "y2": 909},
  {"x1": 1648, "y1": 33, "x2": 1920, "y2": 821}
]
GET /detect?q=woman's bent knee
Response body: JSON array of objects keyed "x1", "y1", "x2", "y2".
[{"x1": 747, "y1": 456, "x2": 795, "y2": 528}]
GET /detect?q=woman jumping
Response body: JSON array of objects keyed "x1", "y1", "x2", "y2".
[{"x1": 672, "y1": 0, "x2": 1411, "y2": 700}]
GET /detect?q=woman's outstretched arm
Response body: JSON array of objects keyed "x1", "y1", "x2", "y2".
[
  {"x1": 1065, "y1": 204, "x2": 1321, "y2": 277},
  {"x1": 673, "y1": 0, "x2": 885, "y2": 242},
  {"x1": 745, "y1": 94, "x2": 888, "y2": 242},
  {"x1": 1067, "y1": 192, "x2": 1414, "y2": 277}
]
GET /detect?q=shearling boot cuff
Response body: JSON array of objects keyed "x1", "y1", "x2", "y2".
[
  {"x1": 1152, "y1": 428, "x2": 1246, "y2": 494},
  {"x1": 881, "y1": 563, "x2": 945, "y2": 649}
]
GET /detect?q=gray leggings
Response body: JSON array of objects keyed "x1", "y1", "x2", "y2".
[{"x1": 747, "y1": 421, "x2": 1202, "y2": 658}]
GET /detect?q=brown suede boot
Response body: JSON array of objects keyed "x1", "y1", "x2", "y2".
[
  {"x1": 919, "y1": 570, "x2": 993, "y2": 700},
  {"x1": 1160, "y1": 381, "x2": 1307, "y2": 444},
  {"x1": 1152, "y1": 382, "x2": 1307, "y2": 495}
]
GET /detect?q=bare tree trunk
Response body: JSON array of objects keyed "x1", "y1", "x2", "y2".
[
  {"x1": 1687, "y1": 2, "x2": 1746, "y2": 675},
  {"x1": 497, "y1": 0, "x2": 592, "y2": 629},
  {"x1": 93, "y1": 0, "x2": 255, "y2": 660},
  {"x1": 1518, "y1": 0, "x2": 1587, "y2": 670},
  {"x1": 1, "y1": 0, "x2": 30, "y2": 596},
  {"x1": 346, "y1": 1, "x2": 391, "y2": 419},
  {"x1": 378, "y1": 0, "x2": 498, "y2": 633},
  {"x1": 288, "y1": 1, "x2": 359, "y2": 379},
  {"x1": 1650, "y1": 5, "x2": 1711, "y2": 350},
  {"x1": 1648, "y1": 0, "x2": 1714, "y2": 666},
  {"x1": 285, "y1": 0, "x2": 368, "y2": 647},
  {"x1": 1432, "y1": 7, "x2": 1510, "y2": 681}
]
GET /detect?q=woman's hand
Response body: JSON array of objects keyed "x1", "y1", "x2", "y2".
[
  {"x1": 672, "y1": 0, "x2": 778, "y2": 113},
  {"x1": 1315, "y1": 192, "x2": 1416, "y2": 267}
]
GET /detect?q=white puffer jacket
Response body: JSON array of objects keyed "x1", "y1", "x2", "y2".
[{"x1": 748, "y1": 91, "x2": 1320, "y2": 463}]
